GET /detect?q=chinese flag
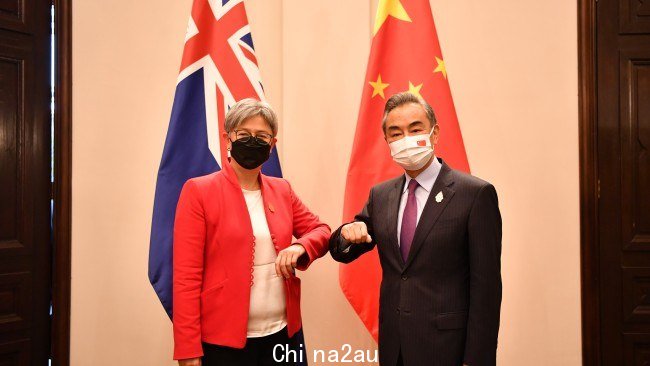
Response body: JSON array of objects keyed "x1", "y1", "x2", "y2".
[{"x1": 340, "y1": 0, "x2": 470, "y2": 341}]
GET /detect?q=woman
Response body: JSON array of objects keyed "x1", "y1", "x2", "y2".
[{"x1": 173, "y1": 99, "x2": 330, "y2": 366}]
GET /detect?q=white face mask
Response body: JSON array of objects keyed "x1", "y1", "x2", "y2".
[{"x1": 388, "y1": 129, "x2": 435, "y2": 171}]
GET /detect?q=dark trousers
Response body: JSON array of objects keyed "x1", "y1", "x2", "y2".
[{"x1": 201, "y1": 327, "x2": 304, "y2": 366}]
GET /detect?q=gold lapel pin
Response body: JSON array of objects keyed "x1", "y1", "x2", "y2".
[
  {"x1": 268, "y1": 203, "x2": 275, "y2": 213},
  {"x1": 435, "y1": 191, "x2": 444, "y2": 203}
]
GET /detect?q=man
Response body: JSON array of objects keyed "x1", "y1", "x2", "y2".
[{"x1": 330, "y1": 92, "x2": 502, "y2": 366}]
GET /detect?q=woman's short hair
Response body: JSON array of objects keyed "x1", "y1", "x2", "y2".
[{"x1": 224, "y1": 98, "x2": 278, "y2": 136}]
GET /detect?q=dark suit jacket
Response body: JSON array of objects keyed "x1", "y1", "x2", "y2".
[{"x1": 330, "y1": 159, "x2": 502, "y2": 366}]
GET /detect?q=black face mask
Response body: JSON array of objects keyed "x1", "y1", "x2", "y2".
[{"x1": 230, "y1": 138, "x2": 271, "y2": 170}]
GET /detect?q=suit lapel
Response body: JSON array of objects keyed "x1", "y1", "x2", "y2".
[
  {"x1": 258, "y1": 174, "x2": 278, "y2": 241},
  {"x1": 386, "y1": 176, "x2": 405, "y2": 266},
  {"x1": 221, "y1": 162, "x2": 277, "y2": 246},
  {"x1": 403, "y1": 162, "x2": 456, "y2": 271},
  {"x1": 215, "y1": 163, "x2": 256, "y2": 249}
]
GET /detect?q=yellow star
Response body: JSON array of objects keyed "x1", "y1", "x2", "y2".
[
  {"x1": 369, "y1": 74, "x2": 390, "y2": 99},
  {"x1": 374, "y1": 0, "x2": 412, "y2": 35},
  {"x1": 406, "y1": 81, "x2": 424, "y2": 100},
  {"x1": 433, "y1": 56, "x2": 447, "y2": 79}
]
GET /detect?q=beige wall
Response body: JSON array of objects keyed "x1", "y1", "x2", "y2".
[{"x1": 71, "y1": 0, "x2": 580, "y2": 365}]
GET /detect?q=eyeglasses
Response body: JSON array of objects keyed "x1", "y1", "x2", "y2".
[{"x1": 231, "y1": 130, "x2": 274, "y2": 145}]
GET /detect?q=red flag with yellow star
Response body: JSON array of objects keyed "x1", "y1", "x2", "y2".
[{"x1": 340, "y1": 0, "x2": 470, "y2": 341}]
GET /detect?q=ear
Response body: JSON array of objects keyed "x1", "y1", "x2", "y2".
[
  {"x1": 431, "y1": 124, "x2": 440, "y2": 146},
  {"x1": 270, "y1": 137, "x2": 277, "y2": 149},
  {"x1": 222, "y1": 131, "x2": 232, "y2": 150}
]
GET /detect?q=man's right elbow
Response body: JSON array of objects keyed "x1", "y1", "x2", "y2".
[
  {"x1": 328, "y1": 235, "x2": 350, "y2": 263},
  {"x1": 330, "y1": 251, "x2": 354, "y2": 264}
]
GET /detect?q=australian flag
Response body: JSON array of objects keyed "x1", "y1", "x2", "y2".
[{"x1": 148, "y1": 0, "x2": 282, "y2": 319}]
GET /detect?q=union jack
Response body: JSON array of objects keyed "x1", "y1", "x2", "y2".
[{"x1": 149, "y1": 0, "x2": 282, "y2": 318}]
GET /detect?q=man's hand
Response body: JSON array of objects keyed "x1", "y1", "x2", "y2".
[
  {"x1": 275, "y1": 244, "x2": 306, "y2": 278},
  {"x1": 341, "y1": 222, "x2": 372, "y2": 244},
  {"x1": 178, "y1": 358, "x2": 201, "y2": 366}
]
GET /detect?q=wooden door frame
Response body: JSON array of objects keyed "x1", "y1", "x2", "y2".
[
  {"x1": 579, "y1": 0, "x2": 600, "y2": 364},
  {"x1": 51, "y1": 0, "x2": 72, "y2": 365}
]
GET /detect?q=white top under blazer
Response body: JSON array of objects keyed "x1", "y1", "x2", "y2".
[{"x1": 242, "y1": 188, "x2": 287, "y2": 337}]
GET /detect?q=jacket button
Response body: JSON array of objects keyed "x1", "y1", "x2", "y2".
[
  {"x1": 396, "y1": 307, "x2": 400, "y2": 314},
  {"x1": 274, "y1": 245, "x2": 279, "y2": 250},
  {"x1": 402, "y1": 275, "x2": 408, "y2": 281}
]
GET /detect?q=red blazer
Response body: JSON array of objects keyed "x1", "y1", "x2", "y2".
[{"x1": 172, "y1": 162, "x2": 330, "y2": 360}]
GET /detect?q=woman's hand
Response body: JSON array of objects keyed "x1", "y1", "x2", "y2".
[
  {"x1": 275, "y1": 244, "x2": 306, "y2": 278},
  {"x1": 178, "y1": 357, "x2": 201, "y2": 366}
]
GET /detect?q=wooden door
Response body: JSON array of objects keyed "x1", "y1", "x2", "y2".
[
  {"x1": 0, "y1": 1, "x2": 52, "y2": 365},
  {"x1": 582, "y1": 0, "x2": 650, "y2": 364}
]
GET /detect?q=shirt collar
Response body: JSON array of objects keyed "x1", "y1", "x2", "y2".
[{"x1": 402, "y1": 156, "x2": 442, "y2": 194}]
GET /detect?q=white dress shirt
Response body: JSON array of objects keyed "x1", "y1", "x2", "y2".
[{"x1": 397, "y1": 156, "x2": 442, "y2": 247}]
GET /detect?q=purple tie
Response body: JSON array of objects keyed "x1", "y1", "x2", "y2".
[{"x1": 400, "y1": 179, "x2": 419, "y2": 262}]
